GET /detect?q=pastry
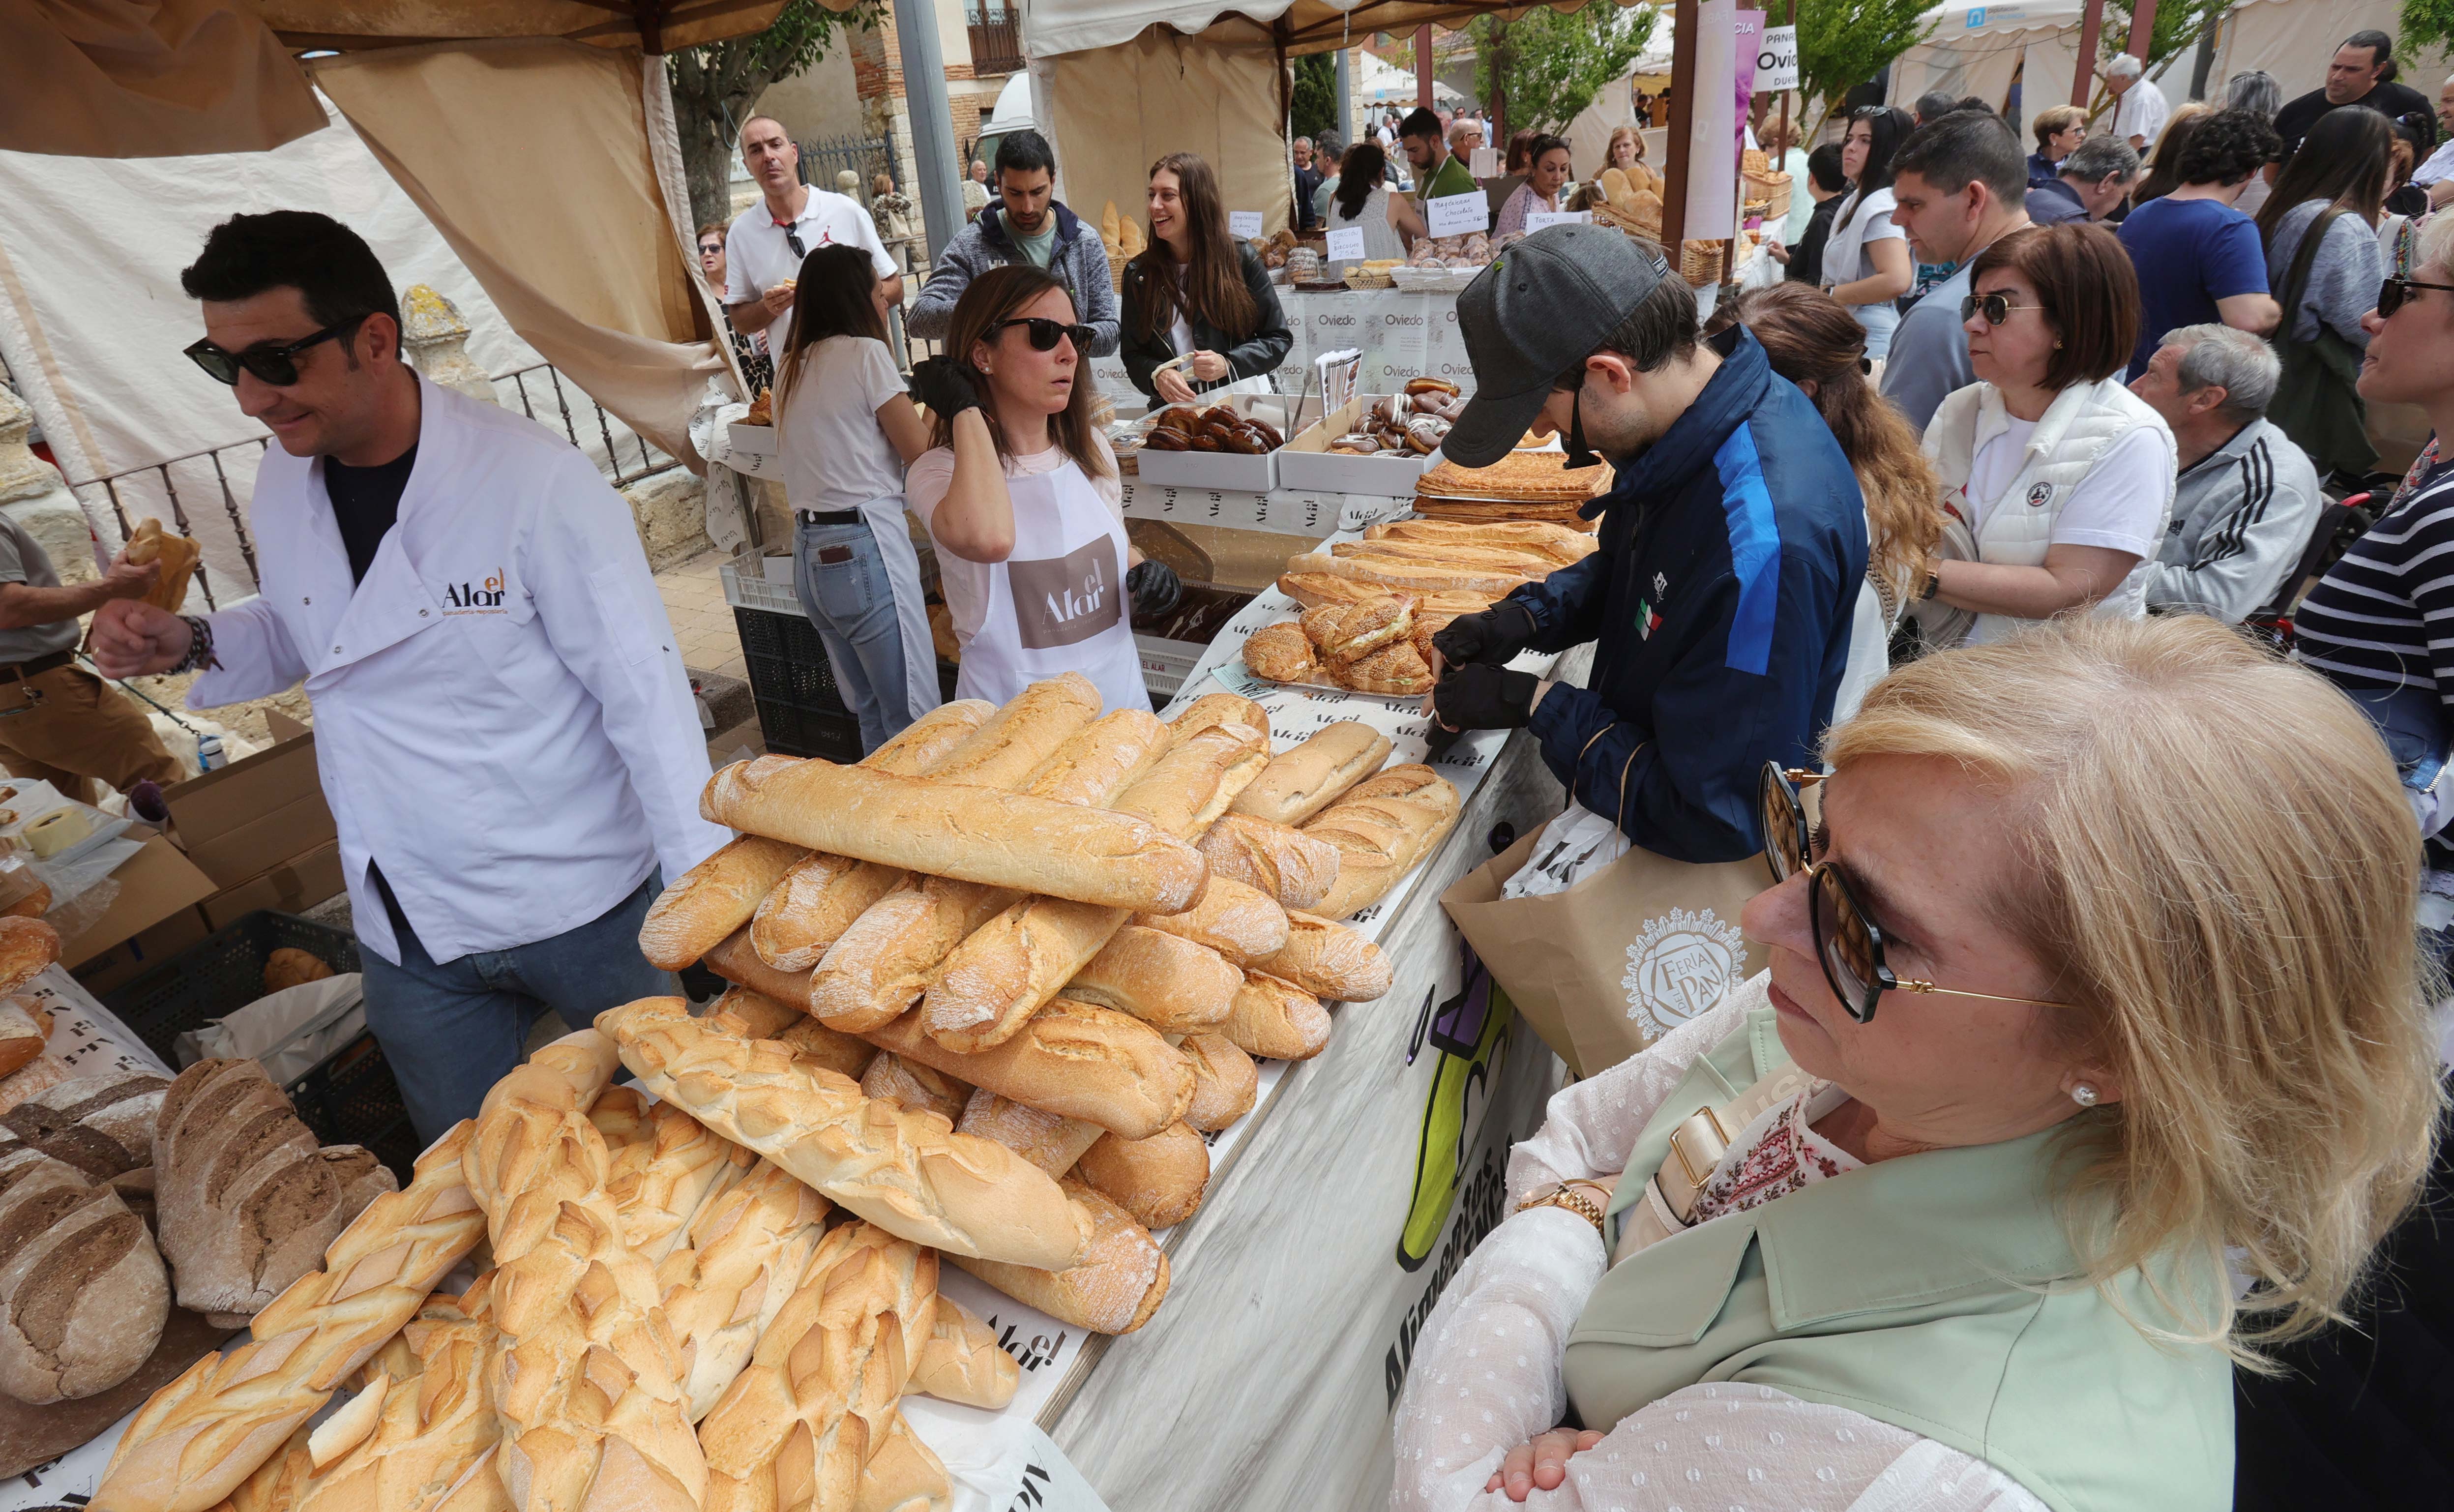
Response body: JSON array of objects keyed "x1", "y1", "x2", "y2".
[
  {"x1": 1300, "y1": 596, "x2": 1414, "y2": 666},
  {"x1": 261, "y1": 949, "x2": 333, "y2": 993},
  {"x1": 1241, "y1": 622, "x2": 1317, "y2": 683},
  {"x1": 1335, "y1": 641, "x2": 1434, "y2": 695}
]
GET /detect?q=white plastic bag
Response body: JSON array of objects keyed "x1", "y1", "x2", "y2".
[
  {"x1": 177, "y1": 973, "x2": 366, "y2": 1085},
  {"x1": 1499, "y1": 801, "x2": 1632, "y2": 899}
]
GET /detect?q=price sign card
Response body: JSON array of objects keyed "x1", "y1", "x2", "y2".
[
  {"x1": 1325, "y1": 225, "x2": 1367, "y2": 264},
  {"x1": 1524, "y1": 210, "x2": 1592, "y2": 232},
  {"x1": 1229, "y1": 210, "x2": 1265, "y2": 238},
  {"x1": 1425, "y1": 190, "x2": 1490, "y2": 238}
]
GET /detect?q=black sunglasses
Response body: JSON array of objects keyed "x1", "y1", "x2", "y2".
[
  {"x1": 2378, "y1": 276, "x2": 2454, "y2": 318},
  {"x1": 1758, "y1": 763, "x2": 2070, "y2": 1023},
  {"x1": 994, "y1": 316, "x2": 1096, "y2": 353},
  {"x1": 184, "y1": 316, "x2": 367, "y2": 387},
  {"x1": 1959, "y1": 291, "x2": 2046, "y2": 327}
]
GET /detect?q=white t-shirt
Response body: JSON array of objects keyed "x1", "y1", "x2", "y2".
[
  {"x1": 725, "y1": 188, "x2": 896, "y2": 356},
  {"x1": 774, "y1": 335, "x2": 907, "y2": 515},
  {"x1": 906, "y1": 437, "x2": 1124, "y2": 652},
  {"x1": 1964, "y1": 419, "x2": 2168, "y2": 556},
  {"x1": 2112, "y1": 83, "x2": 2171, "y2": 148},
  {"x1": 1821, "y1": 187, "x2": 1906, "y2": 350},
  {"x1": 1169, "y1": 263, "x2": 1195, "y2": 358}
]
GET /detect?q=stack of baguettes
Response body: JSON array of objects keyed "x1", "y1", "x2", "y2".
[
  {"x1": 1409, "y1": 452, "x2": 1612, "y2": 528},
  {"x1": 1274, "y1": 517, "x2": 1598, "y2": 612}
]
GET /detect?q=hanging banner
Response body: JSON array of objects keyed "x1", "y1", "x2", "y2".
[
  {"x1": 1759, "y1": 24, "x2": 1801, "y2": 91},
  {"x1": 1685, "y1": 0, "x2": 1744, "y2": 241}
]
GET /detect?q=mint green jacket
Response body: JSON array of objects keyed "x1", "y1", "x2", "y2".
[{"x1": 1562, "y1": 1006, "x2": 2233, "y2": 1512}]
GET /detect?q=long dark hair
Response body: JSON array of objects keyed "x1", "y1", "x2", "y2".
[
  {"x1": 2257, "y1": 104, "x2": 2395, "y2": 239},
  {"x1": 1335, "y1": 141, "x2": 1387, "y2": 222},
  {"x1": 1834, "y1": 105, "x2": 1912, "y2": 230},
  {"x1": 2130, "y1": 103, "x2": 2214, "y2": 205},
  {"x1": 934, "y1": 265, "x2": 1111, "y2": 480},
  {"x1": 775, "y1": 244, "x2": 887, "y2": 406},
  {"x1": 1130, "y1": 151, "x2": 1257, "y2": 344}
]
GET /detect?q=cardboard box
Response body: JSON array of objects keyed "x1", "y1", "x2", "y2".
[
  {"x1": 1132, "y1": 395, "x2": 1298, "y2": 492},
  {"x1": 200, "y1": 839, "x2": 343, "y2": 931},
  {"x1": 58, "y1": 835, "x2": 219, "y2": 970},
  {"x1": 70, "y1": 905, "x2": 212, "y2": 995},
  {"x1": 164, "y1": 711, "x2": 335, "y2": 889},
  {"x1": 1274, "y1": 396, "x2": 1445, "y2": 494},
  {"x1": 728, "y1": 421, "x2": 778, "y2": 456}
]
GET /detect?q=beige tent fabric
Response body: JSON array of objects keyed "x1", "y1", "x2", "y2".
[
  {"x1": 0, "y1": 0, "x2": 326, "y2": 157},
  {"x1": 1027, "y1": 0, "x2": 1640, "y2": 59},
  {"x1": 1042, "y1": 26, "x2": 1294, "y2": 259},
  {"x1": 312, "y1": 39, "x2": 728, "y2": 471},
  {"x1": 258, "y1": 0, "x2": 792, "y2": 52}
]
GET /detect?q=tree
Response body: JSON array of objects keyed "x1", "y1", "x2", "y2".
[
  {"x1": 2407, "y1": 0, "x2": 2454, "y2": 55},
  {"x1": 1469, "y1": 2, "x2": 1657, "y2": 138},
  {"x1": 1793, "y1": 0, "x2": 1932, "y2": 133},
  {"x1": 668, "y1": 0, "x2": 882, "y2": 230},
  {"x1": 1292, "y1": 53, "x2": 1338, "y2": 143}
]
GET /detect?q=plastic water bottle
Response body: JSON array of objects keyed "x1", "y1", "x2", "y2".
[{"x1": 195, "y1": 733, "x2": 222, "y2": 773}]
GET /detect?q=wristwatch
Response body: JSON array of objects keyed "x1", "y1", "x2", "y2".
[
  {"x1": 1517, "y1": 1180, "x2": 1612, "y2": 1237},
  {"x1": 1918, "y1": 569, "x2": 1942, "y2": 603}
]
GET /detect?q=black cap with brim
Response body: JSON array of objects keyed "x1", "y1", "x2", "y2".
[{"x1": 1444, "y1": 225, "x2": 1671, "y2": 469}]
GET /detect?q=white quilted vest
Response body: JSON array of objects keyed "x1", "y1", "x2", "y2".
[{"x1": 1924, "y1": 377, "x2": 2176, "y2": 646}]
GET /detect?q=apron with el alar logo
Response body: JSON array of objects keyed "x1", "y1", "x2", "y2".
[{"x1": 956, "y1": 458, "x2": 1148, "y2": 713}]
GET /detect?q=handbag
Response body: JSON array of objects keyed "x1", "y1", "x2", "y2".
[{"x1": 2269, "y1": 205, "x2": 2378, "y2": 481}]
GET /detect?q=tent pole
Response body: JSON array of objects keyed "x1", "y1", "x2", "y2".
[
  {"x1": 1336, "y1": 46, "x2": 1355, "y2": 144},
  {"x1": 893, "y1": 0, "x2": 964, "y2": 265},
  {"x1": 1664, "y1": 0, "x2": 1699, "y2": 249},
  {"x1": 2126, "y1": 0, "x2": 2158, "y2": 61},
  {"x1": 2070, "y1": 0, "x2": 2105, "y2": 108},
  {"x1": 1416, "y1": 25, "x2": 1435, "y2": 107}
]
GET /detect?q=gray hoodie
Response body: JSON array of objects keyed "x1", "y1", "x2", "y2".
[
  {"x1": 906, "y1": 201, "x2": 1120, "y2": 356},
  {"x1": 2128, "y1": 416, "x2": 2324, "y2": 622}
]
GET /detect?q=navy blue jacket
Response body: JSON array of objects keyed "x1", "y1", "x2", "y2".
[{"x1": 1515, "y1": 326, "x2": 1868, "y2": 863}]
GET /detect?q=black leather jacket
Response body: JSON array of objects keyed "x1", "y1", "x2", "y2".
[{"x1": 1119, "y1": 243, "x2": 1295, "y2": 399}]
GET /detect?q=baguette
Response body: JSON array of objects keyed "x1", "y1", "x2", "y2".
[
  {"x1": 921, "y1": 722, "x2": 1268, "y2": 1051},
  {"x1": 910, "y1": 1297, "x2": 1019, "y2": 1409},
  {"x1": 1274, "y1": 570, "x2": 1495, "y2": 617},
  {"x1": 655, "y1": 1158, "x2": 832, "y2": 1421},
  {"x1": 859, "y1": 1053, "x2": 974, "y2": 1124},
  {"x1": 96, "y1": 1125, "x2": 491, "y2": 1512},
  {"x1": 291, "y1": 1297, "x2": 502, "y2": 1512},
  {"x1": 1224, "y1": 972, "x2": 1333, "y2": 1060},
  {"x1": 1251, "y1": 910, "x2": 1394, "y2": 1002},
  {"x1": 771, "y1": 1015, "x2": 879, "y2": 1082},
  {"x1": 1229, "y1": 721, "x2": 1392, "y2": 827},
  {"x1": 702, "y1": 757, "x2": 1207, "y2": 914},
  {"x1": 644, "y1": 701, "x2": 993, "y2": 970},
  {"x1": 1132, "y1": 874, "x2": 1288, "y2": 965},
  {"x1": 599, "y1": 996, "x2": 1091, "y2": 1268},
  {"x1": 1063, "y1": 926, "x2": 1241, "y2": 1033},
  {"x1": 1180, "y1": 1033, "x2": 1259, "y2": 1132},
  {"x1": 953, "y1": 1089, "x2": 1103, "y2": 1177},
  {"x1": 1073, "y1": 1121, "x2": 1209, "y2": 1230},
  {"x1": 807, "y1": 709, "x2": 1173, "y2": 1031},
  {"x1": 1328, "y1": 537, "x2": 1559, "y2": 575},
  {"x1": 1195, "y1": 814, "x2": 1342, "y2": 911},
  {"x1": 703, "y1": 984, "x2": 800, "y2": 1040},
  {"x1": 699, "y1": 928, "x2": 813, "y2": 1007},
  {"x1": 745, "y1": 690, "x2": 1097, "y2": 971},
  {"x1": 1363, "y1": 517, "x2": 1599, "y2": 564},
  {"x1": 946, "y1": 1180, "x2": 1167, "y2": 1335},
  {"x1": 1302, "y1": 764, "x2": 1462, "y2": 919},
  {"x1": 861, "y1": 998, "x2": 1191, "y2": 1141},
  {"x1": 1284, "y1": 550, "x2": 1532, "y2": 597},
  {"x1": 1168, "y1": 691, "x2": 1273, "y2": 744}
]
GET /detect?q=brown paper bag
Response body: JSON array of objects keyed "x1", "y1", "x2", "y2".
[{"x1": 1442, "y1": 830, "x2": 1765, "y2": 1079}]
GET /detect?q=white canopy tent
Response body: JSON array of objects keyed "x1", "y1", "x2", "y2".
[
  {"x1": 1560, "y1": 13, "x2": 1674, "y2": 172},
  {"x1": 1354, "y1": 47, "x2": 1463, "y2": 103}
]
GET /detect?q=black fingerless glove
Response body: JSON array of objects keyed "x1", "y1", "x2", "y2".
[
  {"x1": 1432, "y1": 663, "x2": 1540, "y2": 731},
  {"x1": 1430, "y1": 598, "x2": 1539, "y2": 667},
  {"x1": 906, "y1": 356, "x2": 981, "y2": 418},
  {"x1": 1126, "y1": 559, "x2": 1183, "y2": 621}
]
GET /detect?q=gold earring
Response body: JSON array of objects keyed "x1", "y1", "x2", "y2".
[{"x1": 2053, "y1": 339, "x2": 2063, "y2": 349}]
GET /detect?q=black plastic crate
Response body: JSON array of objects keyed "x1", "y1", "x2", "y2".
[
  {"x1": 753, "y1": 696, "x2": 863, "y2": 761},
  {"x1": 735, "y1": 605, "x2": 847, "y2": 714},
  {"x1": 288, "y1": 1032, "x2": 421, "y2": 1184}
]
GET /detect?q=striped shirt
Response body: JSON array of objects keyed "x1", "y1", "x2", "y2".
[{"x1": 2294, "y1": 463, "x2": 2454, "y2": 706}]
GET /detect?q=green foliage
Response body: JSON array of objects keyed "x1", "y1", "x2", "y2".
[
  {"x1": 2407, "y1": 0, "x2": 2454, "y2": 55},
  {"x1": 1793, "y1": 0, "x2": 1933, "y2": 122},
  {"x1": 1292, "y1": 54, "x2": 1338, "y2": 143},
  {"x1": 668, "y1": 0, "x2": 884, "y2": 228},
  {"x1": 2105, "y1": 0, "x2": 2230, "y2": 74},
  {"x1": 1470, "y1": 3, "x2": 1658, "y2": 137}
]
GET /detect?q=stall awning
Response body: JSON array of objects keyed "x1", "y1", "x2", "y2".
[
  {"x1": 1025, "y1": 0, "x2": 1642, "y2": 60},
  {"x1": 257, "y1": 0, "x2": 791, "y2": 53}
]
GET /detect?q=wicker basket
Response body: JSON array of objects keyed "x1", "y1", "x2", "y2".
[
  {"x1": 1590, "y1": 199, "x2": 1665, "y2": 246},
  {"x1": 1743, "y1": 170, "x2": 1794, "y2": 223},
  {"x1": 1679, "y1": 239, "x2": 1727, "y2": 287}
]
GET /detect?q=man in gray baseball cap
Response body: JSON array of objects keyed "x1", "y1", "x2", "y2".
[{"x1": 1427, "y1": 225, "x2": 1872, "y2": 862}]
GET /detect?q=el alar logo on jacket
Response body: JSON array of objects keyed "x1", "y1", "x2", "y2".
[{"x1": 442, "y1": 570, "x2": 509, "y2": 615}]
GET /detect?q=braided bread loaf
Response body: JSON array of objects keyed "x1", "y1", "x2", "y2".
[
  {"x1": 96, "y1": 1124, "x2": 492, "y2": 1512},
  {"x1": 590, "y1": 1088, "x2": 753, "y2": 1266},
  {"x1": 295, "y1": 1285, "x2": 507, "y2": 1512},
  {"x1": 656, "y1": 1158, "x2": 831, "y2": 1421}
]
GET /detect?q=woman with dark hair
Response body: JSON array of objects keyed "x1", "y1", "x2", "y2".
[
  {"x1": 771, "y1": 243, "x2": 941, "y2": 749},
  {"x1": 2117, "y1": 107, "x2": 2284, "y2": 378},
  {"x1": 1494, "y1": 135, "x2": 1574, "y2": 237},
  {"x1": 2129, "y1": 101, "x2": 2213, "y2": 207},
  {"x1": 2257, "y1": 105, "x2": 2393, "y2": 477},
  {"x1": 1324, "y1": 140, "x2": 1422, "y2": 263},
  {"x1": 1119, "y1": 151, "x2": 1294, "y2": 404},
  {"x1": 1820, "y1": 105, "x2": 1914, "y2": 360},
  {"x1": 1915, "y1": 224, "x2": 2176, "y2": 646},
  {"x1": 903, "y1": 266, "x2": 1164, "y2": 712},
  {"x1": 1504, "y1": 128, "x2": 1539, "y2": 176}
]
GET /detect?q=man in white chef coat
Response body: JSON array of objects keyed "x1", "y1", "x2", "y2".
[{"x1": 91, "y1": 211, "x2": 728, "y2": 1142}]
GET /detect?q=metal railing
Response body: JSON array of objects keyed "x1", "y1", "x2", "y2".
[
  {"x1": 966, "y1": 17, "x2": 1024, "y2": 76},
  {"x1": 68, "y1": 438, "x2": 264, "y2": 610},
  {"x1": 489, "y1": 363, "x2": 681, "y2": 488}
]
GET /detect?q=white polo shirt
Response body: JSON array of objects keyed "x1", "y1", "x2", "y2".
[
  {"x1": 2111, "y1": 81, "x2": 2170, "y2": 148},
  {"x1": 725, "y1": 187, "x2": 896, "y2": 355}
]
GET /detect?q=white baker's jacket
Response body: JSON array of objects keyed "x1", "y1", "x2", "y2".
[{"x1": 190, "y1": 373, "x2": 728, "y2": 966}]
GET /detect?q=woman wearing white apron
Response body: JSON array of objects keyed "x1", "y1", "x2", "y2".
[
  {"x1": 905, "y1": 265, "x2": 1181, "y2": 713},
  {"x1": 770, "y1": 244, "x2": 942, "y2": 750}
]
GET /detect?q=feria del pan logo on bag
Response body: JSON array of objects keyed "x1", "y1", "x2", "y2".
[{"x1": 1622, "y1": 907, "x2": 1747, "y2": 1039}]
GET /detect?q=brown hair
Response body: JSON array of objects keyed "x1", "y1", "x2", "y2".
[
  {"x1": 1130, "y1": 152, "x2": 1257, "y2": 345},
  {"x1": 1969, "y1": 223, "x2": 2138, "y2": 388},
  {"x1": 1605, "y1": 125, "x2": 1647, "y2": 164},
  {"x1": 2030, "y1": 104, "x2": 2086, "y2": 151},
  {"x1": 932, "y1": 264, "x2": 1112, "y2": 480},
  {"x1": 1719, "y1": 283, "x2": 1941, "y2": 591},
  {"x1": 695, "y1": 222, "x2": 728, "y2": 244},
  {"x1": 773, "y1": 244, "x2": 887, "y2": 411}
]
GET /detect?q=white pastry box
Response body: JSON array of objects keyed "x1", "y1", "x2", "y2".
[
  {"x1": 727, "y1": 421, "x2": 778, "y2": 456},
  {"x1": 1275, "y1": 396, "x2": 1445, "y2": 494},
  {"x1": 1130, "y1": 395, "x2": 1297, "y2": 492}
]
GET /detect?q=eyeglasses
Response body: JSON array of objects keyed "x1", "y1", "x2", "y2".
[
  {"x1": 1960, "y1": 292, "x2": 2047, "y2": 327},
  {"x1": 2378, "y1": 276, "x2": 2454, "y2": 317},
  {"x1": 698, "y1": 242, "x2": 724, "y2": 256},
  {"x1": 993, "y1": 317, "x2": 1096, "y2": 353},
  {"x1": 1758, "y1": 763, "x2": 2072, "y2": 1023},
  {"x1": 183, "y1": 317, "x2": 367, "y2": 387}
]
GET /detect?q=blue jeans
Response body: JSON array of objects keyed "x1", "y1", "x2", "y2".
[
  {"x1": 2344, "y1": 682, "x2": 2450, "y2": 805},
  {"x1": 795, "y1": 516, "x2": 917, "y2": 754},
  {"x1": 361, "y1": 870, "x2": 675, "y2": 1145}
]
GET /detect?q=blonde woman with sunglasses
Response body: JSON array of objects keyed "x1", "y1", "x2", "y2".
[{"x1": 1391, "y1": 613, "x2": 2441, "y2": 1512}]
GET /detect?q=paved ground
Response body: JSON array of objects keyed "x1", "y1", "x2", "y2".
[{"x1": 656, "y1": 547, "x2": 747, "y2": 683}]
